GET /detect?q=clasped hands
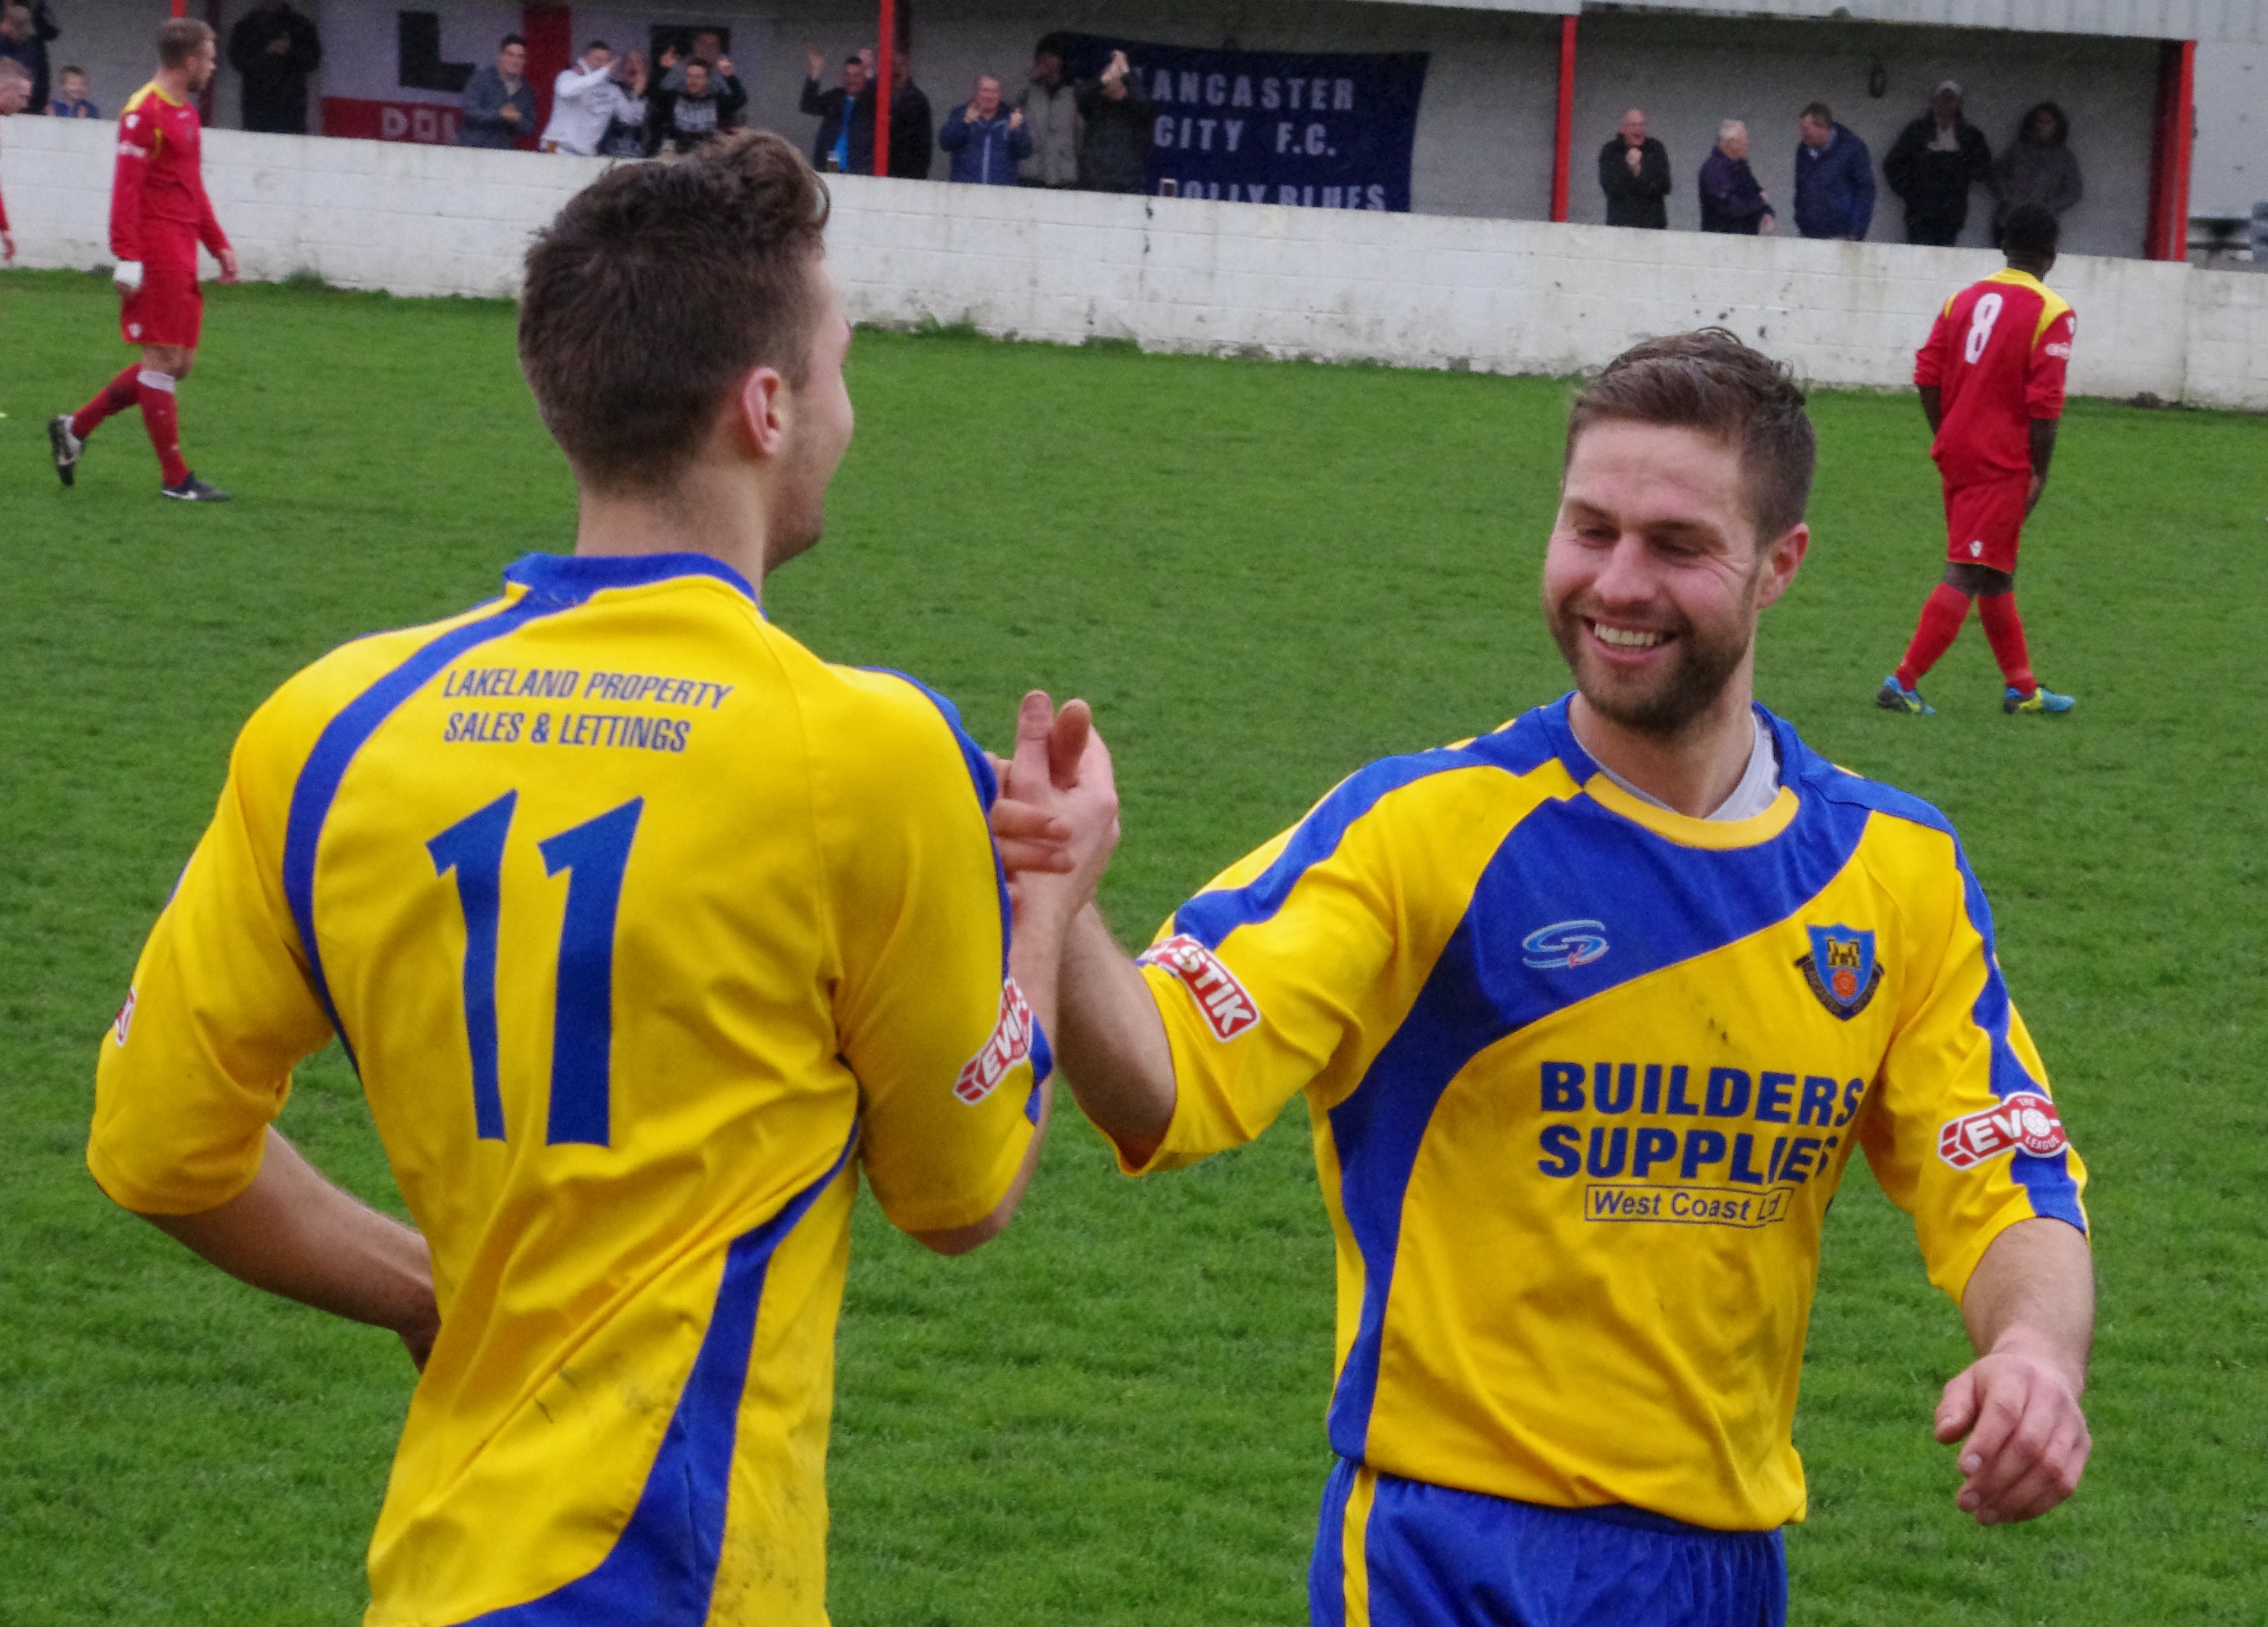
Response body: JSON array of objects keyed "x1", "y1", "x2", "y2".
[{"x1": 987, "y1": 692, "x2": 1120, "y2": 944}]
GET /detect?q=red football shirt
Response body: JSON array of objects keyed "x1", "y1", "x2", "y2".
[
  {"x1": 110, "y1": 81, "x2": 230, "y2": 267},
  {"x1": 1913, "y1": 268, "x2": 2075, "y2": 488}
]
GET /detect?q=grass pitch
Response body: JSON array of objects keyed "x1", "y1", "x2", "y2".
[{"x1": 3, "y1": 268, "x2": 2264, "y2": 1625}]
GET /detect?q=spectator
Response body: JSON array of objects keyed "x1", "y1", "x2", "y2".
[
  {"x1": 47, "y1": 61, "x2": 92, "y2": 116},
  {"x1": 0, "y1": 57, "x2": 27, "y2": 262},
  {"x1": 1698, "y1": 119, "x2": 1775, "y2": 235},
  {"x1": 1597, "y1": 108, "x2": 1671, "y2": 230},
  {"x1": 1018, "y1": 32, "x2": 1080, "y2": 188},
  {"x1": 1884, "y1": 81, "x2": 1993, "y2": 246},
  {"x1": 596, "y1": 50, "x2": 649, "y2": 160},
  {"x1": 801, "y1": 46, "x2": 875, "y2": 174},
  {"x1": 886, "y1": 50, "x2": 933, "y2": 179},
  {"x1": 649, "y1": 57, "x2": 726, "y2": 155},
  {"x1": 1993, "y1": 101, "x2": 2081, "y2": 240},
  {"x1": 226, "y1": 0, "x2": 320, "y2": 135},
  {"x1": 660, "y1": 29, "x2": 744, "y2": 129},
  {"x1": 1076, "y1": 47, "x2": 1152, "y2": 194},
  {"x1": 1792, "y1": 101, "x2": 1876, "y2": 241},
  {"x1": 458, "y1": 35, "x2": 536, "y2": 150},
  {"x1": 939, "y1": 73, "x2": 1031, "y2": 186},
  {"x1": 539, "y1": 39, "x2": 617, "y2": 155},
  {"x1": 0, "y1": 3, "x2": 57, "y2": 115}
]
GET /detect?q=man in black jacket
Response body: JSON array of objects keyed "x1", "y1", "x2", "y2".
[
  {"x1": 1599, "y1": 108, "x2": 1671, "y2": 230},
  {"x1": 1075, "y1": 48, "x2": 1151, "y2": 193},
  {"x1": 1884, "y1": 81, "x2": 1993, "y2": 246},
  {"x1": 227, "y1": 0, "x2": 320, "y2": 134},
  {"x1": 887, "y1": 51, "x2": 933, "y2": 179},
  {"x1": 801, "y1": 45, "x2": 876, "y2": 174}
]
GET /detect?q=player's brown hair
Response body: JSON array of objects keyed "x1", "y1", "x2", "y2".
[
  {"x1": 519, "y1": 130, "x2": 831, "y2": 493},
  {"x1": 157, "y1": 17, "x2": 214, "y2": 67},
  {"x1": 1564, "y1": 328, "x2": 1816, "y2": 545}
]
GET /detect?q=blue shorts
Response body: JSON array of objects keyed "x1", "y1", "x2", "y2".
[{"x1": 1310, "y1": 1458, "x2": 1786, "y2": 1627}]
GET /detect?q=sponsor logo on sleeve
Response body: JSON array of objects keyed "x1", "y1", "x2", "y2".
[
  {"x1": 1798, "y1": 924, "x2": 1883, "y2": 1020},
  {"x1": 113, "y1": 986, "x2": 138, "y2": 1046},
  {"x1": 1937, "y1": 1091, "x2": 2068, "y2": 1169},
  {"x1": 1138, "y1": 933, "x2": 1260, "y2": 1041},
  {"x1": 953, "y1": 979, "x2": 1035, "y2": 1106},
  {"x1": 1522, "y1": 919, "x2": 1609, "y2": 969}
]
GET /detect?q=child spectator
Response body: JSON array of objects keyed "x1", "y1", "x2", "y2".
[{"x1": 48, "y1": 61, "x2": 94, "y2": 116}]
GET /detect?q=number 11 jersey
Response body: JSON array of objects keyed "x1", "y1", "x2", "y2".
[{"x1": 90, "y1": 552, "x2": 1046, "y2": 1626}]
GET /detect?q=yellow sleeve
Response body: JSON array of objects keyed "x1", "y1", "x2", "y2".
[
  {"x1": 817, "y1": 671, "x2": 1039, "y2": 1235},
  {"x1": 1858, "y1": 838, "x2": 2089, "y2": 1303},
  {"x1": 1127, "y1": 764, "x2": 1513, "y2": 1175},
  {"x1": 89, "y1": 698, "x2": 336, "y2": 1214}
]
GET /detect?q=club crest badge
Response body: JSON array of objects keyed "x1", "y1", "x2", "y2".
[{"x1": 1798, "y1": 924, "x2": 1882, "y2": 1020}]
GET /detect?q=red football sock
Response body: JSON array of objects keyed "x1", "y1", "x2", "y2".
[
  {"x1": 1977, "y1": 592, "x2": 2035, "y2": 695},
  {"x1": 71, "y1": 363, "x2": 142, "y2": 440},
  {"x1": 137, "y1": 370, "x2": 191, "y2": 487},
  {"x1": 1896, "y1": 583, "x2": 1972, "y2": 689}
]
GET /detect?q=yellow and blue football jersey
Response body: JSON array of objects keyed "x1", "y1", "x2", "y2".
[
  {"x1": 1130, "y1": 695, "x2": 2086, "y2": 1534},
  {"x1": 90, "y1": 553, "x2": 1047, "y2": 1626}
]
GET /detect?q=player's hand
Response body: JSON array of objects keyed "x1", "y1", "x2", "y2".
[
  {"x1": 218, "y1": 248, "x2": 240, "y2": 284},
  {"x1": 1934, "y1": 1339, "x2": 2091, "y2": 1525},
  {"x1": 997, "y1": 691, "x2": 1119, "y2": 930},
  {"x1": 113, "y1": 258, "x2": 145, "y2": 294}
]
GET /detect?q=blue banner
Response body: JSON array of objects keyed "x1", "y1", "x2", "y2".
[{"x1": 1059, "y1": 35, "x2": 1429, "y2": 212}]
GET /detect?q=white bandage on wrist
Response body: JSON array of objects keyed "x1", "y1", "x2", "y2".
[{"x1": 114, "y1": 259, "x2": 145, "y2": 294}]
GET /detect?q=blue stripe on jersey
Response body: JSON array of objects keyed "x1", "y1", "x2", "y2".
[
  {"x1": 1954, "y1": 847, "x2": 2085, "y2": 1230},
  {"x1": 1173, "y1": 718, "x2": 1563, "y2": 951},
  {"x1": 863, "y1": 669, "x2": 1053, "y2": 1094},
  {"x1": 283, "y1": 591, "x2": 578, "y2": 1065},
  {"x1": 462, "y1": 1128, "x2": 861, "y2": 1625},
  {"x1": 1308, "y1": 1458, "x2": 1358, "y2": 1627},
  {"x1": 503, "y1": 550, "x2": 758, "y2": 606},
  {"x1": 1322, "y1": 776, "x2": 1875, "y2": 1459}
]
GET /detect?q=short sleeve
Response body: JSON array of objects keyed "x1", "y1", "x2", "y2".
[
  {"x1": 2026, "y1": 307, "x2": 2075, "y2": 420},
  {"x1": 1913, "y1": 300, "x2": 1954, "y2": 389},
  {"x1": 1125, "y1": 785, "x2": 1433, "y2": 1176},
  {"x1": 819, "y1": 673, "x2": 1040, "y2": 1235},
  {"x1": 89, "y1": 705, "x2": 336, "y2": 1214},
  {"x1": 1858, "y1": 841, "x2": 2089, "y2": 1304}
]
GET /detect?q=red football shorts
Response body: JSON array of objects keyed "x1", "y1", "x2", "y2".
[
  {"x1": 1941, "y1": 474, "x2": 2030, "y2": 574},
  {"x1": 120, "y1": 258, "x2": 203, "y2": 349}
]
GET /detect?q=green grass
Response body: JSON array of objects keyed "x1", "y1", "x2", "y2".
[{"x1": 2, "y1": 267, "x2": 2264, "y2": 1625}]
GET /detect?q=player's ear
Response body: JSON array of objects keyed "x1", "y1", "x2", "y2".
[
  {"x1": 733, "y1": 366, "x2": 788, "y2": 459},
  {"x1": 1753, "y1": 522, "x2": 1809, "y2": 609}
]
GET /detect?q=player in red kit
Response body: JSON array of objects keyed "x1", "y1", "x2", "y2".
[
  {"x1": 48, "y1": 17, "x2": 238, "y2": 502},
  {"x1": 1879, "y1": 203, "x2": 2076, "y2": 716}
]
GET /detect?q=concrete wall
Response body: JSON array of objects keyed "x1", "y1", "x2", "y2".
[
  {"x1": 2192, "y1": 40, "x2": 2264, "y2": 222},
  {"x1": 6, "y1": 113, "x2": 2262, "y2": 411}
]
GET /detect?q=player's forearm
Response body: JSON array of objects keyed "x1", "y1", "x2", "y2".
[
  {"x1": 1961, "y1": 1216, "x2": 2094, "y2": 1392},
  {"x1": 1918, "y1": 385, "x2": 1943, "y2": 435},
  {"x1": 2028, "y1": 417, "x2": 2056, "y2": 481},
  {"x1": 1056, "y1": 904, "x2": 1176, "y2": 1164},
  {"x1": 138, "y1": 1126, "x2": 440, "y2": 1353}
]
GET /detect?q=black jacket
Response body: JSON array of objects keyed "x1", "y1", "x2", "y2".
[
  {"x1": 801, "y1": 79, "x2": 878, "y2": 174},
  {"x1": 1075, "y1": 78, "x2": 1154, "y2": 192},
  {"x1": 647, "y1": 79, "x2": 738, "y2": 156},
  {"x1": 1599, "y1": 136, "x2": 1672, "y2": 230},
  {"x1": 227, "y1": 3, "x2": 321, "y2": 134},
  {"x1": 1884, "y1": 116, "x2": 1993, "y2": 240},
  {"x1": 888, "y1": 82, "x2": 933, "y2": 179}
]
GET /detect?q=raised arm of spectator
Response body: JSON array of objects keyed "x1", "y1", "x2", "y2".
[{"x1": 555, "y1": 61, "x2": 612, "y2": 107}]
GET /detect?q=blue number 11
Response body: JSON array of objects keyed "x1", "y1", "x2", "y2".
[{"x1": 428, "y1": 794, "x2": 644, "y2": 1147}]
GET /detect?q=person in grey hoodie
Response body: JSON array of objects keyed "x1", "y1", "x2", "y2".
[
  {"x1": 1992, "y1": 102, "x2": 2081, "y2": 242},
  {"x1": 1018, "y1": 33, "x2": 1081, "y2": 188}
]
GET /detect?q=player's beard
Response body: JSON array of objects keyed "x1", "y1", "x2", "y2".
[{"x1": 1547, "y1": 581, "x2": 1757, "y2": 739}]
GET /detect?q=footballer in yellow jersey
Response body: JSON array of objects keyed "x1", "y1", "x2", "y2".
[
  {"x1": 1008, "y1": 332, "x2": 2095, "y2": 1627},
  {"x1": 89, "y1": 134, "x2": 1075, "y2": 1626}
]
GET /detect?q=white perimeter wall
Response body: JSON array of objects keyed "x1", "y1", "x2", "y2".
[{"x1": 6, "y1": 114, "x2": 2263, "y2": 410}]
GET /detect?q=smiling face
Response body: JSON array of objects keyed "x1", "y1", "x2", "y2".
[
  {"x1": 499, "y1": 41, "x2": 526, "y2": 78},
  {"x1": 1543, "y1": 421, "x2": 1805, "y2": 738}
]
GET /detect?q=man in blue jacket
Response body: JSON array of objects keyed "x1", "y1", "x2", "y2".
[
  {"x1": 939, "y1": 73, "x2": 1032, "y2": 186},
  {"x1": 1792, "y1": 101, "x2": 1876, "y2": 241},
  {"x1": 458, "y1": 35, "x2": 537, "y2": 150}
]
